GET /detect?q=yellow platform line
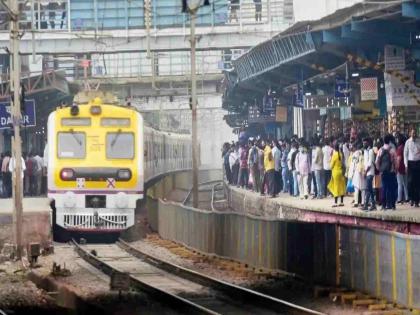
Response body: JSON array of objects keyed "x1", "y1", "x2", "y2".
[
  {"x1": 406, "y1": 238, "x2": 413, "y2": 307},
  {"x1": 375, "y1": 234, "x2": 381, "y2": 297},
  {"x1": 391, "y1": 235, "x2": 397, "y2": 302}
]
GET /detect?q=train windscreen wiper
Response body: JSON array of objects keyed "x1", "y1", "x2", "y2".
[
  {"x1": 70, "y1": 129, "x2": 82, "y2": 146},
  {"x1": 111, "y1": 129, "x2": 122, "y2": 147}
]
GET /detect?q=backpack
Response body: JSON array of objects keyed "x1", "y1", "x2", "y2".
[{"x1": 379, "y1": 149, "x2": 392, "y2": 173}]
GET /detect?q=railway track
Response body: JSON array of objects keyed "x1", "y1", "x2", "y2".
[{"x1": 73, "y1": 239, "x2": 325, "y2": 315}]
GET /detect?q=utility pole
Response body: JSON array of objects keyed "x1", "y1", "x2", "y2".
[
  {"x1": 190, "y1": 9, "x2": 199, "y2": 208},
  {"x1": 8, "y1": 0, "x2": 24, "y2": 259}
]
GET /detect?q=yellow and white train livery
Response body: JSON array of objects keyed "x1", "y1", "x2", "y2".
[{"x1": 47, "y1": 93, "x2": 191, "y2": 233}]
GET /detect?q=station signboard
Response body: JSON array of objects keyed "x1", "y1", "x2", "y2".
[
  {"x1": 0, "y1": 99, "x2": 36, "y2": 129},
  {"x1": 384, "y1": 70, "x2": 420, "y2": 108}
]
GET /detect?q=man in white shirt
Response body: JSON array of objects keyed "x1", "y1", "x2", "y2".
[
  {"x1": 229, "y1": 145, "x2": 240, "y2": 186},
  {"x1": 272, "y1": 140, "x2": 282, "y2": 194},
  {"x1": 404, "y1": 129, "x2": 420, "y2": 207},
  {"x1": 322, "y1": 139, "x2": 333, "y2": 196},
  {"x1": 33, "y1": 152, "x2": 44, "y2": 196},
  {"x1": 311, "y1": 142, "x2": 324, "y2": 198},
  {"x1": 363, "y1": 137, "x2": 376, "y2": 211},
  {"x1": 8, "y1": 155, "x2": 26, "y2": 199}
]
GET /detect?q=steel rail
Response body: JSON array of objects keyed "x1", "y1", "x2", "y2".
[
  {"x1": 117, "y1": 239, "x2": 326, "y2": 315},
  {"x1": 71, "y1": 239, "x2": 220, "y2": 315}
]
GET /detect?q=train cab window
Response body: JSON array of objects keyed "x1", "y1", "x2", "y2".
[
  {"x1": 58, "y1": 132, "x2": 86, "y2": 158},
  {"x1": 61, "y1": 118, "x2": 91, "y2": 126},
  {"x1": 101, "y1": 118, "x2": 130, "y2": 127},
  {"x1": 106, "y1": 132, "x2": 134, "y2": 159}
]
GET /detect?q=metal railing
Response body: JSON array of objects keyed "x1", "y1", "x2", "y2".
[
  {"x1": 39, "y1": 49, "x2": 245, "y2": 81},
  {"x1": 0, "y1": 0, "x2": 293, "y2": 33},
  {"x1": 0, "y1": 69, "x2": 69, "y2": 99}
]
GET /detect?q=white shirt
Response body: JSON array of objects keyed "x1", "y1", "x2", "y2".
[
  {"x1": 8, "y1": 157, "x2": 26, "y2": 179},
  {"x1": 342, "y1": 144, "x2": 350, "y2": 168},
  {"x1": 229, "y1": 151, "x2": 239, "y2": 169},
  {"x1": 404, "y1": 137, "x2": 420, "y2": 168},
  {"x1": 43, "y1": 144, "x2": 49, "y2": 167},
  {"x1": 33, "y1": 155, "x2": 44, "y2": 174},
  {"x1": 322, "y1": 145, "x2": 333, "y2": 170},
  {"x1": 364, "y1": 148, "x2": 375, "y2": 177},
  {"x1": 311, "y1": 147, "x2": 323, "y2": 171},
  {"x1": 272, "y1": 146, "x2": 281, "y2": 171}
]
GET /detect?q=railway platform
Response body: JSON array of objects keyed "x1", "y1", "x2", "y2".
[
  {"x1": 0, "y1": 197, "x2": 51, "y2": 246},
  {"x1": 226, "y1": 185, "x2": 420, "y2": 234}
]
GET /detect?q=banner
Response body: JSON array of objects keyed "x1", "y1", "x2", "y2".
[
  {"x1": 0, "y1": 99, "x2": 36, "y2": 129},
  {"x1": 384, "y1": 70, "x2": 420, "y2": 108},
  {"x1": 275, "y1": 106, "x2": 287, "y2": 122},
  {"x1": 360, "y1": 77, "x2": 378, "y2": 101},
  {"x1": 384, "y1": 45, "x2": 405, "y2": 71}
]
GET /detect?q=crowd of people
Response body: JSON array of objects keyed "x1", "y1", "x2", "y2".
[
  {"x1": 0, "y1": 151, "x2": 45, "y2": 198},
  {"x1": 222, "y1": 128, "x2": 420, "y2": 211}
]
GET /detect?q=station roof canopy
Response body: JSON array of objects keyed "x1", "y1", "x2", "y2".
[{"x1": 223, "y1": 0, "x2": 420, "y2": 112}]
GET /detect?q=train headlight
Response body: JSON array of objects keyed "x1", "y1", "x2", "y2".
[
  {"x1": 117, "y1": 169, "x2": 131, "y2": 181},
  {"x1": 90, "y1": 105, "x2": 101, "y2": 115},
  {"x1": 70, "y1": 104, "x2": 79, "y2": 116},
  {"x1": 116, "y1": 192, "x2": 128, "y2": 208},
  {"x1": 64, "y1": 192, "x2": 76, "y2": 208},
  {"x1": 60, "y1": 168, "x2": 75, "y2": 181}
]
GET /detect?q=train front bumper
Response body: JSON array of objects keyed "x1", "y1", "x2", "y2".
[{"x1": 55, "y1": 207, "x2": 135, "y2": 231}]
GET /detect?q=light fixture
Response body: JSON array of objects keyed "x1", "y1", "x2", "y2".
[
  {"x1": 305, "y1": 92, "x2": 312, "y2": 96},
  {"x1": 352, "y1": 72, "x2": 359, "y2": 77},
  {"x1": 185, "y1": 0, "x2": 202, "y2": 11}
]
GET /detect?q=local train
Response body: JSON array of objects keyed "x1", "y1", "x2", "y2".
[{"x1": 46, "y1": 91, "x2": 192, "y2": 235}]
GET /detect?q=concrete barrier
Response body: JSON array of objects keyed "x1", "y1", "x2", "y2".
[
  {"x1": 151, "y1": 177, "x2": 420, "y2": 307},
  {"x1": 340, "y1": 227, "x2": 420, "y2": 308},
  {"x1": 0, "y1": 212, "x2": 51, "y2": 248},
  {"x1": 156, "y1": 199, "x2": 337, "y2": 282}
]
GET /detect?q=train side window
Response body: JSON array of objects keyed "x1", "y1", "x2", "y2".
[{"x1": 57, "y1": 132, "x2": 86, "y2": 158}]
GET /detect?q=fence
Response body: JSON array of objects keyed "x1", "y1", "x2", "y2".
[{"x1": 4, "y1": 0, "x2": 293, "y2": 33}]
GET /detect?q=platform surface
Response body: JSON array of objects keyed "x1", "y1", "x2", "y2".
[
  {"x1": 228, "y1": 185, "x2": 420, "y2": 224},
  {"x1": 0, "y1": 197, "x2": 51, "y2": 214}
]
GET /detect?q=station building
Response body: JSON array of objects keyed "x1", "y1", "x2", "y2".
[
  {"x1": 0, "y1": 0, "x2": 294, "y2": 167},
  {"x1": 223, "y1": 1, "x2": 420, "y2": 141}
]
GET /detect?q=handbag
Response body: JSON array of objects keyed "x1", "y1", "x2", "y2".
[{"x1": 346, "y1": 178, "x2": 354, "y2": 193}]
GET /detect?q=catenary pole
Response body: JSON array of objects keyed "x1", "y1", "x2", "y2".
[
  {"x1": 8, "y1": 0, "x2": 24, "y2": 259},
  {"x1": 190, "y1": 9, "x2": 199, "y2": 208}
]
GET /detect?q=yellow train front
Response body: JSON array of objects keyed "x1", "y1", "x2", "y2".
[{"x1": 47, "y1": 96, "x2": 144, "y2": 233}]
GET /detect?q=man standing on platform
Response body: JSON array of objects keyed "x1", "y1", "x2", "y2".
[
  {"x1": 281, "y1": 141, "x2": 290, "y2": 193},
  {"x1": 404, "y1": 128, "x2": 420, "y2": 207},
  {"x1": 261, "y1": 141, "x2": 275, "y2": 197},
  {"x1": 376, "y1": 134, "x2": 397, "y2": 210},
  {"x1": 363, "y1": 137, "x2": 376, "y2": 211},
  {"x1": 272, "y1": 140, "x2": 282, "y2": 194}
]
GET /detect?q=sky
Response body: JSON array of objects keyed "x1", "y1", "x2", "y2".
[{"x1": 293, "y1": 0, "x2": 361, "y2": 22}]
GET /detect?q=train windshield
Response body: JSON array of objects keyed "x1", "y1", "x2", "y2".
[
  {"x1": 106, "y1": 132, "x2": 134, "y2": 159},
  {"x1": 57, "y1": 132, "x2": 86, "y2": 158}
]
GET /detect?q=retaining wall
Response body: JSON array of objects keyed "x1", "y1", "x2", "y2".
[
  {"x1": 157, "y1": 200, "x2": 336, "y2": 283},
  {"x1": 0, "y1": 212, "x2": 51, "y2": 248},
  {"x1": 341, "y1": 227, "x2": 420, "y2": 308}
]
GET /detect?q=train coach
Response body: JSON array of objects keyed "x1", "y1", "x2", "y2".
[{"x1": 46, "y1": 92, "x2": 191, "y2": 236}]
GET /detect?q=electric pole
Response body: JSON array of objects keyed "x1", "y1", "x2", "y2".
[
  {"x1": 8, "y1": 0, "x2": 24, "y2": 259},
  {"x1": 190, "y1": 9, "x2": 199, "y2": 208}
]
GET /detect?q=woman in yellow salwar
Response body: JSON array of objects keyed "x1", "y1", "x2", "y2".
[{"x1": 328, "y1": 143, "x2": 346, "y2": 207}]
